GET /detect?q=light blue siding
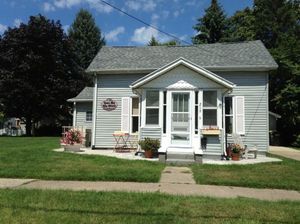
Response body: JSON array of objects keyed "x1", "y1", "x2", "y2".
[
  {"x1": 140, "y1": 127, "x2": 162, "y2": 140},
  {"x1": 75, "y1": 102, "x2": 93, "y2": 129},
  {"x1": 217, "y1": 71, "x2": 269, "y2": 152},
  {"x1": 94, "y1": 74, "x2": 144, "y2": 148}
]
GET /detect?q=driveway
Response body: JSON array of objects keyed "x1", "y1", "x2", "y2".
[{"x1": 269, "y1": 146, "x2": 300, "y2": 161}]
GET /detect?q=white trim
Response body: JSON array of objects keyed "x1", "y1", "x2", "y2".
[
  {"x1": 91, "y1": 75, "x2": 98, "y2": 147},
  {"x1": 168, "y1": 90, "x2": 193, "y2": 147},
  {"x1": 67, "y1": 99, "x2": 93, "y2": 102},
  {"x1": 73, "y1": 102, "x2": 76, "y2": 127},
  {"x1": 234, "y1": 96, "x2": 245, "y2": 135},
  {"x1": 144, "y1": 90, "x2": 160, "y2": 127},
  {"x1": 86, "y1": 65, "x2": 278, "y2": 75},
  {"x1": 130, "y1": 58, "x2": 235, "y2": 89}
]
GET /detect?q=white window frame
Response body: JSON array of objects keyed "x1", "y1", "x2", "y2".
[
  {"x1": 144, "y1": 90, "x2": 160, "y2": 126},
  {"x1": 130, "y1": 97, "x2": 140, "y2": 134},
  {"x1": 202, "y1": 90, "x2": 218, "y2": 128},
  {"x1": 224, "y1": 96, "x2": 234, "y2": 134}
]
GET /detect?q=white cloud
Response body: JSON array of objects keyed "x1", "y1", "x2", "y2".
[
  {"x1": 143, "y1": 0, "x2": 156, "y2": 11},
  {"x1": 151, "y1": 13, "x2": 159, "y2": 22},
  {"x1": 0, "y1": 23, "x2": 7, "y2": 34},
  {"x1": 125, "y1": 0, "x2": 156, "y2": 12},
  {"x1": 43, "y1": 2, "x2": 56, "y2": 12},
  {"x1": 105, "y1": 26, "x2": 125, "y2": 42},
  {"x1": 86, "y1": 0, "x2": 113, "y2": 13},
  {"x1": 42, "y1": 0, "x2": 113, "y2": 13},
  {"x1": 173, "y1": 8, "x2": 184, "y2": 17},
  {"x1": 63, "y1": 25, "x2": 70, "y2": 33},
  {"x1": 131, "y1": 26, "x2": 169, "y2": 45},
  {"x1": 54, "y1": 0, "x2": 82, "y2": 8},
  {"x1": 13, "y1": 18, "x2": 22, "y2": 27},
  {"x1": 125, "y1": 1, "x2": 141, "y2": 11}
]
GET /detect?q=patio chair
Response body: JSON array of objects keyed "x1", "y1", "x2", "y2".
[{"x1": 232, "y1": 133, "x2": 258, "y2": 159}]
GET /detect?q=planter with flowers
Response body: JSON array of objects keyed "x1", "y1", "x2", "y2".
[
  {"x1": 231, "y1": 143, "x2": 243, "y2": 161},
  {"x1": 61, "y1": 129, "x2": 83, "y2": 152},
  {"x1": 138, "y1": 138, "x2": 160, "y2": 158}
]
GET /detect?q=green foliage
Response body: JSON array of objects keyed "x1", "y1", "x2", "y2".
[
  {"x1": 253, "y1": 0, "x2": 299, "y2": 48},
  {"x1": 0, "y1": 190, "x2": 299, "y2": 223},
  {"x1": 192, "y1": 0, "x2": 226, "y2": 44},
  {"x1": 223, "y1": 7, "x2": 256, "y2": 42},
  {"x1": 0, "y1": 15, "x2": 84, "y2": 136},
  {"x1": 192, "y1": 154, "x2": 300, "y2": 190},
  {"x1": 148, "y1": 36, "x2": 179, "y2": 46},
  {"x1": 0, "y1": 137, "x2": 164, "y2": 182},
  {"x1": 138, "y1": 138, "x2": 160, "y2": 152},
  {"x1": 69, "y1": 9, "x2": 105, "y2": 73}
]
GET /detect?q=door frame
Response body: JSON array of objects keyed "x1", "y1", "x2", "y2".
[{"x1": 166, "y1": 90, "x2": 195, "y2": 148}]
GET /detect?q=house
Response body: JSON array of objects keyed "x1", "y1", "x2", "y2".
[
  {"x1": 68, "y1": 40, "x2": 278, "y2": 162},
  {"x1": 0, "y1": 117, "x2": 26, "y2": 136}
]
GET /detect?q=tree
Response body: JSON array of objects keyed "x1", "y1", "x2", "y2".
[
  {"x1": 0, "y1": 15, "x2": 84, "y2": 136},
  {"x1": 223, "y1": 7, "x2": 256, "y2": 42},
  {"x1": 192, "y1": 0, "x2": 226, "y2": 44},
  {"x1": 253, "y1": 0, "x2": 299, "y2": 48},
  {"x1": 148, "y1": 36, "x2": 160, "y2": 46},
  {"x1": 69, "y1": 9, "x2": 105, "y2": 73},
  {"x1": 147, "y1": 36, "x2": 179, "y2": 46}
]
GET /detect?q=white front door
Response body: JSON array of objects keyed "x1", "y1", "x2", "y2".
[{"x1": 170, "y1": 91, "x2": 192, "y2": 146}]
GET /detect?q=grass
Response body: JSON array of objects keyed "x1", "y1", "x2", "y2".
[
  {"x1": 0, "y1": 189, "x2": 299, "y2": 224},
  {"x1": 192, "y1": 154, "x2": 300, "y2": 190},
  {"x1": 0, "y1": 137, "x2": 165, "y2": 182}
]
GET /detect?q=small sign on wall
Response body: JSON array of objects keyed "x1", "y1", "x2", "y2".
[{"x1": 102, "y1": 98, "x2": 118, "y2": 111}]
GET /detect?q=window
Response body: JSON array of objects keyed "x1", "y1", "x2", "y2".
[
  {"x1": 86, "y1": 111, "x2": 92, "y2": 122},
  {"x1": 131, "y1": 97, "x2": 139, "y2": 133},
  {"x1": 203, "y1": 91, "x2": 217, "y2": 126},
  {"x1": 224, "y1": 96, "x2": 245, "y2": 135},
  {"x1": 146, "y1": 90, "x2": 159, "y2": 125},
  {"x1": 225, "y1": 97, "x2": 233, "y2": 134}
]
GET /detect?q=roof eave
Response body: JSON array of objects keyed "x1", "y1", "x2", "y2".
[
  {"x1": 86, "y1": 65, "x2": 278, "y2": 74},
  {"x1": 67, "y1": 99, "x2": 93, "y2": 102}
]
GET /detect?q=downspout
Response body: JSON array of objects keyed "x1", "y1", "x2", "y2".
[
  {"x1": 73, "y1": 102, "x2": 76, "y2": 127},
  {"x1": 91, "y1": 73, "x2": 98, "y2": 149}
]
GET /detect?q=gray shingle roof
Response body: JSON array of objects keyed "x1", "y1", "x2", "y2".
[
  {"x1": 87, "y1": 40, "x2": 278, "y2": 72},
  {"x1": 67, "y1": 87, "x2": 93, "y2": 102}
]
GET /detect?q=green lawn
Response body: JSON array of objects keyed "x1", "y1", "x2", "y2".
[
  {"x1": 0, "y1": 137, "x2": 164, "y2": 182},
  {"x1": 0, "y1": 189, "x2": 299, "y2": 224},
  {"x1": 192, "y1": 155, "x2": 300, "y2": 190}
]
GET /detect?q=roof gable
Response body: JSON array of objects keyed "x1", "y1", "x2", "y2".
[{"x1": 130, "y1": 58, "x2": 234, "y2": 89}]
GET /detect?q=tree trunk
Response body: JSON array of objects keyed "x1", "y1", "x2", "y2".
[{"x1": 25, "y1": 116, "x2": 32, "y2": 136}]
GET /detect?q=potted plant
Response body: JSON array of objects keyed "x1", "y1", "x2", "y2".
[
  {"x1": 138, "y1": 138, "x2": 160, "y2": 158},
  {"x1": 61, "y1": 129, "x2": 83, "y2": 152},
  {"x1": 231, "y1": 143, "x2": 242, "y2": 161}
]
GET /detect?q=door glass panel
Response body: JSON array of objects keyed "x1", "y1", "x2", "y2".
[{"x1": 171, "y1": 93, "x2": 190, "y2": 145}]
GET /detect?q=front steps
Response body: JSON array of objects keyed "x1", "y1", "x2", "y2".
[
  {"x1": 166, "y1": 151, "x2": 195, "y2": 164},
  {"x1": 159, "y1": 147, "x2": 223, "y2": 164}
]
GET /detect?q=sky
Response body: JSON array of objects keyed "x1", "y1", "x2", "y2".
[{"x1": 0, "y1": 0, "x2": 253, "y2": 46}]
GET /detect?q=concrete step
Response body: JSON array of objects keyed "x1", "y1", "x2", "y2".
[
  {"x1": 167, "y1": 152, "x2": 195, "y2": 160},
  {"x1": 166, "y1": 159, "x2": 195, "y2": 165}
]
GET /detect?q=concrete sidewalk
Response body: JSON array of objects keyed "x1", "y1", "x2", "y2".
[
  {"x1": 269, "y1": 146, "x2": 300, "y2": 161},
  {"x1": 0, "y1": 177, "x2": 299, "y2": 202}
]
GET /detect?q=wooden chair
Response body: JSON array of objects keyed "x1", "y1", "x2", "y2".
[{"x1": 232, "y1": 133, "x2": 258, "y2": 159}]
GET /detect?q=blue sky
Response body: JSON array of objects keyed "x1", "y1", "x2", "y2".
[{"x1": 0, "y1": 0, "x2": 253, "y2": 46}]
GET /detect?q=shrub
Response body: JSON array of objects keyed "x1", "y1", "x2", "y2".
[{"x1": 138, "y1": 138, "x2": 160, "y2": 153}]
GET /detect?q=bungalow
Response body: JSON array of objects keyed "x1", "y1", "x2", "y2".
[{"x1": 68, "y1": 40, "x2": 278, "y2": 162}]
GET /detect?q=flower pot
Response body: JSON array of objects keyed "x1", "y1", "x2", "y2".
[
  {"x1": 64, "y1": 144, "x2": 81, "y2": 152},
  {"x1": 144, "y1": 150, "x2": 153, "y2": 158},
  {"x1": 231, "y1": 153, "x2": 240, "y2": 161}
]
